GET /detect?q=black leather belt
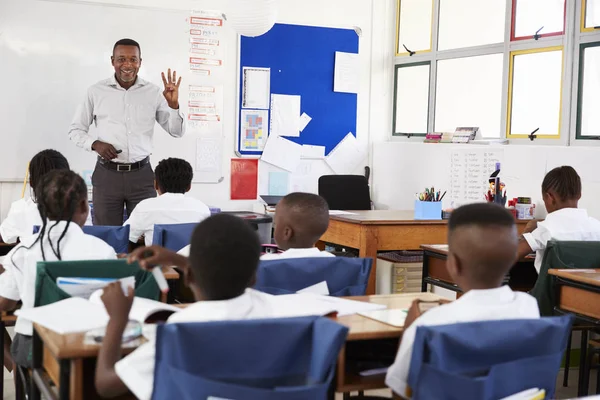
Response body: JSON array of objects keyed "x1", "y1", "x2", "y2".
[{"x1": 98, "y1": 156, "x2": 150, "y2": 172}]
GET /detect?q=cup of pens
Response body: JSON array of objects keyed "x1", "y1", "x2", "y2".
[{"x1": 414, "y1": 187, "x2": 445, "y2": 220}]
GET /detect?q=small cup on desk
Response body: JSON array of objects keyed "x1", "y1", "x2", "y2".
[{"x1": 414, "y1": 201, "x2": 442, "y2": 220}]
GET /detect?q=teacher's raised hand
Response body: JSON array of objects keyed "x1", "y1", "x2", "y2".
[{"x1": 161, "y1": 68, "x2": 181, "y2": 110}]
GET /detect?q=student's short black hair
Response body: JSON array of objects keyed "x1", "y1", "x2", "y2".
[
  {"x1": 29, "y1": 150, "x2": 70, "y2": 199},
  {"x1": 113, "y1": 38, "x2": 141, "y2": 57},
  {"x1": 188, "y1": 214, "x2": 261, "y2": 301},
  {"x1": 542, "y1": 166, "x2": 581, "y2": 201},
  {"x1": 280, "y1": 192, "x2": 330, "y2": 241},
  {"x1": 449, "y1": 202, "x2": 516, "y2": 232},
  {"x1": 154, "y1": 158, "x2": 193, "y2": 194}
]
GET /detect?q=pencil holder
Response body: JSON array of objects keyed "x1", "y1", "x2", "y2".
[{"x1": 414, "y1": 201, "x2": 442, "y2": 220}]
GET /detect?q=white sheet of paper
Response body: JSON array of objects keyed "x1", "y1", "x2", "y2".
[
  {"x1": 329, "y1": 210, "x2": 357, "y2": 215},
  {"x1": 270, "y1": 94, "x2": 301, "y2": 137},
  {"x1": 334, "y1": 51, "x2": 360, "y2": 94},
  {"x1": 299, "y1": 112, "x2": 312, "y2": 132},
  {"x1": 260, "y1": 135, "x2": 302, "y2": 172},
  {"x1": 358, "y1": 309, "x2": 408, "y2": 328},
  {"x1": 297, "y1": 281, "x2": 330, "y2": 295},
  {"x1": 242, "y1": 67, "x2": 270, "y2": 109},
  {"x1": 325, "y1": 133, "x2": 367, "y2": 174},
  {"x1": 303, "y1": 294, "x2": 387, "y2": 317},
  {"x1": 301, "y1": 145, "x2": 326, "y2": 159},
  {"x1": 195, "y1": 136, "x2": 223, "y2": 183}
]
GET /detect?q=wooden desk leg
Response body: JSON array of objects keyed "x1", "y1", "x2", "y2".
[
  {"x1": 579, "y1": 329, "x2": 590, "y2": 396},
  {"x1": 359, "y1": 226, "x2": 379, "y2": 295},
  {"x1": 59, "y1": 359, "x2": 70, "y2": 400},
  {"x1": 422, "y1": 253, "x2": 430, "y2": 293}
]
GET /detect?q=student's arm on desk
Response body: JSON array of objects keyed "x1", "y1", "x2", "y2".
[
  {"x1": 95, "y1": 283, "x2": 134, "y2": 398},
  {"x1": 128, "y1": 245, "x2": 190, "y2": 273}
]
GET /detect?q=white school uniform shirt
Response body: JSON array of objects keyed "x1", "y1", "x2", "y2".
[
  {"x1": 0, "y1": 198, "x2": 42, "y2": 244},
  {"x1": 115, "y1": 288, "x2": 277, "y2": 400},
  {"x1": 68, "y1": 75, "x2": 185, "y2": 163},
  {"x1": 260, "y1": 247, "x2": 335, "y2": 260},
  {"x1": 0, "y1": 221, "x2": 116, "y2": 335},
  {"x1": 385, "y1": 286, "x2": 540, "y2": 399},
  {"x1": 124, "y1": 193, "x2": 211, "y2": 246},
  {"x1": 523, "y1": 208, "x2": 600, "y2": 273}
]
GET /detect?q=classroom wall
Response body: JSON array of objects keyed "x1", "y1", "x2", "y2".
[{"x1": 0, "y1": 0, "x2": 396, "y2": 220}]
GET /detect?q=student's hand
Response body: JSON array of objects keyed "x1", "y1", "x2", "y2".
[
  {"x1": 92, "y1": 140, "x2": 118, "y2": 160},
  {"x1": 101, "y1": 282, "x2": 134, "y2": 324},
  {"x1": 128, "y1": 245, "x2": 185, "y2": 270},
  {"x1": 404, "y1": 300, "x2": 423, "y2": 329},
  {"x1": 523, "y1": 220, "x2": 538, "y2": 234},
  {"x1": 161, "y1": 68, "x2": 181, "y2": 109}
]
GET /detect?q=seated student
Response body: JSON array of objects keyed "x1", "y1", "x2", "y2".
[
  {"x1": 0, "y1": 170, "x2": 116, "y2": 368},
  {"x1": 385, "y1": 203, "x2": 540, "y2": 399},
  {"x1": 260, "y1": 192, "x2": 334, "y2": 260},
  {"x1": 124, "y1": 157, "x2": 211, "y2": 246},
  {"x1": 0, "y1": 150, "x2": 70, "y2": 244},
  {"x1": 517, "y1": 166, "x2": 600, "y2": 274},
  {"x1": 95, "y1": 214, "x2": 280, "y2": 399}
]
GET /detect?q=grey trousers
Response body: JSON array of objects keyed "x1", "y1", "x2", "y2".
[{"x1": 91, "y1": 161, "x2": 157, "y2": 226}]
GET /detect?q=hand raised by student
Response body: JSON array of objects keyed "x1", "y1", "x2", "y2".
[
  {"x1": 128, "y1": 245, "x2": 188, "y2": 270},
  {"x1": 161, "y1": 68, "x2": 181, "y2": 109},
  {"x1": 101, "y1": 282, "x2": 134, "y2": 324}
]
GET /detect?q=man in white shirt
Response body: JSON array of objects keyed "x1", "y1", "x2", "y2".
[
  {"x1": 517, "y1": 166, "x2": 600, "y2": 273},
  {"x1": 260, "y1": 192, "x2": 334, "y2": 260},
  {"x1": 124, "y1": 158, "x2": 210, "y2": 245},
  {"x1": 385, "y1": 203, "x2": 540, "y2": 399},
  {"x1": 68, "y1": 38, "x2": 185, "y2": 226}
]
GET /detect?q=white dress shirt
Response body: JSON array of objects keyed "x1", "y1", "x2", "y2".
[
  {"x1": 0, "y1": 221, "x2": 116, "y2": 335},
  {"x1": 124, "y1": 193, "x2": 211, "y2": 245},
  {"x1": 260, "y1": 247, "x2": 335, "y2": 260},
  {"x1": 0, "y1": 198, "x2": 41, "y2": 244},
  {"x1": 68, "y1": 75, "x2": 185, "y2": 163},
  {"x1": 523, "y1": 208, "x2": 600, "y2": 273},
  {"x1": 385, "y1": 286, "x2": 540, "y2": 398}
]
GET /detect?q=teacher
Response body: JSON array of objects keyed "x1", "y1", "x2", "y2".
[{"x1": 69, "y1": 38, "x2": 184, "y2": 226}]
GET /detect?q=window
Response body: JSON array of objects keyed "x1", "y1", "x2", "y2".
[
  {"x1": 582, "y1": 0, "x2": 600, "y2": 31},
  {"x1": 512, "y1": 0, "x2": 565, "y2": 40},
  {"x1": 577, "y1": 43, "x2": 600, "y2": 138},
  {"x1": 393, "y1": 63, "x2": 430, "y2": 135},
  {"x1": 396, "y1": 0, "x2": 433, "y2": 55}
]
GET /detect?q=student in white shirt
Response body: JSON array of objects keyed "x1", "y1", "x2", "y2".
[
  {"x1": 260, "y1": 192, "x2": 334, "y2": 260},
  {"x1": 95, "y1": 214, "x2": 279, "y2": 399},
  {"x1": 385, "y1": 203, "x2": 540, "y2": 399},
  {"x1": 0, "y1": 150, "x2": 70, "y2": 244},
  {"x1": 517, "y1": 166, "x2": 600, "y2": 274},
  {"x1": 0, "y1": 170, "x2": 116, "y2": 369},
  {"x1": 124, "y1": 158, "x2": 211, "y2": 245}
]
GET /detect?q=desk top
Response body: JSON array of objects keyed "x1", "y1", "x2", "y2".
[
  {"x1": 420, "y1": 244, "x2": 449, "y2": 255},
  {"x1": 549, "y1": 269, "x2": 600, "y2": 287},
  {"x1": 162, "y1": 266, "x2": 179, "y2": 280},
  {"x1": 330, "y1": 210, "x2": 531, "y2": 226},
  {"x1": 34, "y1": 292, "x2": 444, "y2": 359}
]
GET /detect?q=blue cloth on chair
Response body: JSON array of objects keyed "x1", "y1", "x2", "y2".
[
  {"x1": 152, "y1": 316, "x2": 348, "y2": 400},
  {"x1": 33, "y1": 225, "x2": 130, "y2": 254},
  {"x1": 254, "y1": 257, "x2": 372, "y2": 296},
  {"x1": 407, "y1": 315, "x2": 573, "y2": 400},
  {"x1": 152, "y1": 223, "x2": 196, "y2": 251}
]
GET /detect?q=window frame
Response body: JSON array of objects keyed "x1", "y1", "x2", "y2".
[
  {"x1": 510, "y1": 0, "x2": 566, "y2": 41},
  {"x1": 395, "y1": 0, "x2": 435, "y2": 57},
  {"x1": 392, "y1": 62, "x2": 431, "y2": 137}
]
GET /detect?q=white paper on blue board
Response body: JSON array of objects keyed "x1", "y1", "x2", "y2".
[
  {"x1": 334, "y1": 52, "x2": 360, "y2": 94},
  {"x1": 299, "y1": 112, "x2": 312, "y2": 132},
  {"x1": 325, "y1": 133, "x2": 367, "y2": 174},
  {"x1": 270, "y1": 94, "x2": 301, "y2": 137},
  {"x1": 242, "y1": 67, "x2": 270, "y2": 109},
  {"x1": 261, "y1": 135, "x2": 302, "y2": 172},
  {"x1": 301, "y1": 145, "x2": 326, "y2": 159}
]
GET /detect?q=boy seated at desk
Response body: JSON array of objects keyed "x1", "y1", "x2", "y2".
[
  {"x1": 124, "y1": 157, "x2": 211, "y2": 246},
  {"x1": 96, "y1": 214, "x2": 290, "y2": 400},
  {"x1": 517, "y1": 166, "x2": 600, "y2": 274},
  {"x1": 385, "y1": 203, "x2": 540, "y2": 399}
]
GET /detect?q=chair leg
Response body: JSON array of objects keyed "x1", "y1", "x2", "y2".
[
  {"x1": 579, "y1": 329, "x2": 590, "y2": 396},
  {"x1": 564, "y1": 332, "x2": 572, "y2": 387},
  {"x1": 596, "y1": 356, "x2": 600, "y2": 395}
]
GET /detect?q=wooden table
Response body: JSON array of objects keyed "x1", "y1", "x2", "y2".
[
  {"x1": 319, "y1": 211, "x2": 531, "y2": 295},
  {"x1": 31, "y1": 293, "x2": 443, "y2": 399}
]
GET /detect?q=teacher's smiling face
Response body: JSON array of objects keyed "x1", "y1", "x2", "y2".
[{"x1": 111, "y1": 45, "x2": 141, "y2": 85}]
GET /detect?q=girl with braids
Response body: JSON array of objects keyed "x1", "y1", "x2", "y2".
[
  {"x1": 517, "y1": 166, "x2": 600, "y2": 274},
  {"x1": 0, "y1": 170, "x2": 116, "y2": 368},
  {"x1": 0, "y1": 149, "x2": 69, "y2": 244}
]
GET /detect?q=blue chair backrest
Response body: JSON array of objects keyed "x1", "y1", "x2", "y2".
[
  {"x1": 152, "y1": 316, "x2": 348, "y2": 400},
  {"x1": 407, "y1": 315, "x2": 574, "y2": 400},
  {"x1": 254, "y1": 257, "x2": 372, "y2": 296},
  {"x1": 152, "y1": 223, "x2": 197, "y2": 251},
  {"x1": 33, "y1": 225, "x2": 130, "y2": 254}
]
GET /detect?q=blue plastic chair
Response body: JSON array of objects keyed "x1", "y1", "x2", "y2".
[
  {"x1": 406, "y1": 315, "x2": 574, "y2": 400},
  {"x1": 152, "y1": 223, "x2": 197, "y2": 252},
  {"x1": 33, "y1": 225, "x2": 130, "y2": 254},
  {"x1": 254, "y1": 257, "x2": 372, "y2": 296},
  {"x1": 152, "y1": 316, "x2": 348, "y2": 400}
]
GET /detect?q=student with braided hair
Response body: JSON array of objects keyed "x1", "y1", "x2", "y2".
[
  {"x1": 517, "y1": 166, "x2": 600, "y2": 274},
  {"x1": 0, "y1": 170, "x2": 116, "y2": 368},
  {"x1": 124, "y1": 157, "x2": 210, "y2": 246},
  {"x1": 0, "y1": 149, "x2": 70, "y2": 244}
]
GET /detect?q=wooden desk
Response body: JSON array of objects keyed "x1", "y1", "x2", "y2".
[
  {"x1": 319, "y1": 211, "x2": 530, "y2": 295},
  {"x1": 31, "y1": 293, "x2": 443, "y2": 399}
]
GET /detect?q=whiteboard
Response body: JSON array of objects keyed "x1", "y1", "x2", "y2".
[{"x1": 0, "y1": 0, "x2": 203, "y2": 180}]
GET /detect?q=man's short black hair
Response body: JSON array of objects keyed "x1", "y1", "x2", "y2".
[
  {"x1": 281, "y1": 192, "x2": 330, "y2": 241},
  {"x1": 449, "y1": 202, "x2": 516, "y2": 232},
  {"x1": 113, "y1": 38, "x2": 141, "y2": 57},
  {"x1": 189, "y1": 214, "x2": 261, "y2": 300},
  {"x1": 154, "y1": 158, "x2": 193, "y2": 194}
]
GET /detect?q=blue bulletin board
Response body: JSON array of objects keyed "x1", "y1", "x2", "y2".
[{"x1": 237, "y1": 23, "x2": 359, "y2": 157}]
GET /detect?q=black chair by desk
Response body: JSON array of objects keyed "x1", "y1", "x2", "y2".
[{"x1": 318, "y1": 174, "x2": 371, "y2": 211}]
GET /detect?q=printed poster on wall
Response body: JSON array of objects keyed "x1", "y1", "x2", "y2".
[
  {"x1": 240, "y1": 109, "x2": 268, "y2": 152},
  {"x1": 230, "y1": 159, "x2": 258, "y2": 200}
]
